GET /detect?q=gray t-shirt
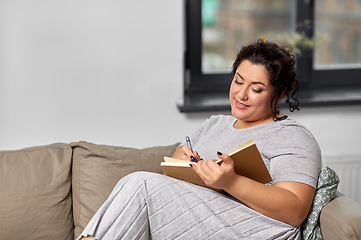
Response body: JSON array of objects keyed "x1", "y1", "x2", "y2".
[{"x1": 185, "y1": 115, "x2": 322, "y2": 188}]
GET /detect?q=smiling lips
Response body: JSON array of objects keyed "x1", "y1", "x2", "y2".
[{"x1": 235, "y1": 100, "x2": 250, "y2": 109}]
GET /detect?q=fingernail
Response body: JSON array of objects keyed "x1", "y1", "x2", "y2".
[
  {"x1": 190, "y1": 155, "x2": 195, "y2": 161},
  {"x1": 189, "y1": 164, "x2": 193, "y2": 168},
  {"x1": 217, "y1": 151, "x2": 222, "y2": 156}
]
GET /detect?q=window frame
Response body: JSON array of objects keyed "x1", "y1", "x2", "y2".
[
  {"x1": 183, "y1": 0, "x2": 230, "y2": 93},
  {"x1": 178, "y1": 0, "x2": 361, "y2": 112}
]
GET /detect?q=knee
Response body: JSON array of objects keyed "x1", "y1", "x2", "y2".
[
  {"x1": 125, "y1": 171, "x2": 159, "y2": 180},
  {"x1": 122, "y1": 171, "x2": 168, "y2": 186},
  {"x1": 113, "y1": 171, "x2": 166, "y2": 191}
]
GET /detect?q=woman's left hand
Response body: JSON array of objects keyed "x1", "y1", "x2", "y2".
[{"x1": 190, "y1": 152, "x2": 237, "y2": 190}]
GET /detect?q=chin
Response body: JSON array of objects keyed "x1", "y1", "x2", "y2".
[{"x1": 231, "y1": 108, "x2": 250, "y2": 120}]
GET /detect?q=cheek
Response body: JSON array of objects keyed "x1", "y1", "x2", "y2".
[
  {"x1": 253, "y1": 94, "x2": 272, "y2": 108},
  {"x1": 229, "y1": 84, "x2": 236, "y2": 98}
]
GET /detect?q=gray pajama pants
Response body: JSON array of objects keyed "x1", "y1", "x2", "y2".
[{"x1": 77, "y1": 172, "x2": 300, "y2": 240}]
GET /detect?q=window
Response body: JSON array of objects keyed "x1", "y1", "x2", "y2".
[{"x1": 178, "y1": 0, "x2": 361, "y2": 112}]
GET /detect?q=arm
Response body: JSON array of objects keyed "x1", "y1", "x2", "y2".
[
  {"x1": 226, "y1": 173, "x2": 314, "y2": 226},
  {"x1": 191, "y1": 153, "x2": 315, "y2": 226}
]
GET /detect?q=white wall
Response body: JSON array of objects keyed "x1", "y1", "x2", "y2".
[
  {"x1": 0, "y1": 0, "x2": 194, "y2": 149},
  {"x1": 1, "y1": 1, "x2": 360, "y2": 200}
]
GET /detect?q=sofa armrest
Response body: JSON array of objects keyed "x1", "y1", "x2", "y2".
[{"x1": 320, "y1": 191, "x2": 361, "y2": 240}]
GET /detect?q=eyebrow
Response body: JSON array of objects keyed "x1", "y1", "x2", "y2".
[{"x1": 236, "y1": 72, "x2": 267, "y2": 87}]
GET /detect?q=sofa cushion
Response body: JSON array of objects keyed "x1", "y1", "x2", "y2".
[
  {"x1": 0, "y1": 143, "x2": 73, "y2": 240},
  {"x1": 70, "y1": 141, "x2": 179, "y2": 238},
  {"x1": 320, "y1": 192, "x2": 361, "y2": 240}
]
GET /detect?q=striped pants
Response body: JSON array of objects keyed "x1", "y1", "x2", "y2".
[{"x1": 77, "y1": 172, "x2": 299, "y2": 240}]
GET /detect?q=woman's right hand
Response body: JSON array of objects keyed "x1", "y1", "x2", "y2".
[{"x1": 171, "y1": 146, "x2": 200, "y2": 162}]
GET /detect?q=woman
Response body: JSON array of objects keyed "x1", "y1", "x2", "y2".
[{"x1": 78, "y1": 39, "x2": 322, "y2": 240}]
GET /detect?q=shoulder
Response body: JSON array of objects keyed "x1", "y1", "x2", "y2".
[
  {"x1": 266, "y1": 119, "x2": 322, "y2": 165},
  {"x1": 262, "y1": 119, "x2": 322, "y2": 165},
  {"x1": 274, "y1": 119, "x2": 317, "y2": 143},
  {"x1": 252, "y1": 119, "x2": 317, "y2": 147},
  {"x1": 265, "y1": 119, "x2": 322, "y2": 187}
]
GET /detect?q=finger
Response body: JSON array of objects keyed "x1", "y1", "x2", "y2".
[
  {"x1": 193, "y1": 151, "x2": 201, "y2": 162},
  {"x1": 190, "y1": 160, "x2": 209, "y2": 180},
  {"x1": 199, "y1": 160, "x2": 219, "y2": 177},
  {"x1": 181, "y1": 146, "x2": 196, "y2": 162},
  {"x1": 216, "y1": 151, "x2": 232, "y2": 165},
  {"x1": 193, "y1": 160, "x2": 223, "y2": 187},
  {"x1": 178, "y1": 154, "x2": 190, "y2": 161},
  {"x1": 204, "y1": 160, "x2": 225, "y2": 177}
]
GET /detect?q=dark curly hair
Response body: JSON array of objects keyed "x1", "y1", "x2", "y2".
[{"x1": 232, "y1": 39, "x2": 299, "y2": 121}]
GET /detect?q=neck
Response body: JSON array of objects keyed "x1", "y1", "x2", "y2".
[{"x1": 233, "y1": 115, "x2": 275, "y2": 129}]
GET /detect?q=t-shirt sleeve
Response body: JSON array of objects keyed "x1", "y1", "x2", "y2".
[
  {"x1": 178, "y1": 117, "x2": 210, "y2": 148},
  {"x1": 263, "y1": 125, "x2": 322, "y2": 188}
]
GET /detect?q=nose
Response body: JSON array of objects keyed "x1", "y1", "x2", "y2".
[{"x1": 238, "y1": 86, "x2": 248, "y2": 100}]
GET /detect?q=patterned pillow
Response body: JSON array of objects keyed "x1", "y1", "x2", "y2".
[{"x1": 302, "y1": 166, "x2": 340, "y2": 240}]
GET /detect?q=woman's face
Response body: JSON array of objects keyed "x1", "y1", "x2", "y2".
[{"x1": 229, "y1": 60, "x2": 274, "y2": 129}]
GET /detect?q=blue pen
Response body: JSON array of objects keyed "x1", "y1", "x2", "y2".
[{"x1": 185, "y1": 136, "x2": 196, "y2": 163}]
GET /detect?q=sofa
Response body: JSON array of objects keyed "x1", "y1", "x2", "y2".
[{"x1": 0, "y1": 141, "x2": 360, "y2": 240}]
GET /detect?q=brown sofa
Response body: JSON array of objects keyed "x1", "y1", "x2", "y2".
[{"x1": 0, "y1": 141, "x2": 360, "y2": 240}]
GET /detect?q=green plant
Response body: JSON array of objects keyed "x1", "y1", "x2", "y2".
[{"x1": 278, "y1": 20, "x2": 329, "y2": 56}]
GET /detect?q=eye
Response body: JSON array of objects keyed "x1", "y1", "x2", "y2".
[
  {"x1": 252, "y1": 88, "x2": 262, "y2": 93},
  {"x1": 234, "y1": 79, "x2": 243, "y2": 85}
]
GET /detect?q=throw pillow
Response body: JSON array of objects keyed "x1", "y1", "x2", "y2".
[
  {"x1": 70, "y1": 141, "x2": 179, "y2": 238},
  {"x1": 0, "y1": 143, "x2": 73, "y2": 240},
  {"x1": 302, "y1": 166, "x2": 340, "y2": 240}
]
